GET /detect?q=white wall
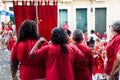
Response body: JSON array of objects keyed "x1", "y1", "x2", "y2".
[
  {"x1": 58, "y1": 0, "x2": 120, "y2": 37},
  {"x1": 0, "y1": 1, "x2": 13, "y2": 23},
  {"x1": 1, "y1": 0, "x2": 120, "y2": 37}
]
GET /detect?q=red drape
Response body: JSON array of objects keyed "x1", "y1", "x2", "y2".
[
  {"x1": 13, "y1": 1, "x2": 36, "y2": 34},
  {"x1": 38, "y1": 5, "x2": 57, "y2": 41},
  {"x1": 13, "y1": 1, "x2": 58, "y2": 41}
]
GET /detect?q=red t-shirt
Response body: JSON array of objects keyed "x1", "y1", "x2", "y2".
[
  {"x1": 74, "y1": 43, "x2": 94, "y2": 80},
  {"x1": 6, "y1": 26, "x2": 13, "y2": 31},
  {"x1": 7, "y1": 37, "x2": 16, "y2": 51},
  {"x1": 62, "y1": 23, "x2": 68, "y2": 32},
  {"x1": 93, "y1": 53, "x2": 104, "y2": 75},
  {"x1": 105, "y1": 34, "x2": 120, "y2": 75},
  {"x1": 11, "y1": 39, "x2": 47, "y2": 80},
  {"x1": 33, "y1": 44, "x2": 84, "y2": 80}
]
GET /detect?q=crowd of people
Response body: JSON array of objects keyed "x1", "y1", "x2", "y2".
[
  {"x1": 1, "y1": 20, "x2": 120, "y2": 80},
  {"x1": 0, "y1": 21, "x2": 16, "y2": 51}
]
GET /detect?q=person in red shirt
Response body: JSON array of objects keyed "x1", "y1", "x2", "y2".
[
  {"x1": 3, "y1": 22, "x2": 13, "y2": 36},
  {"x1": 96, "y1": 32, "x2": 101, "y2": 39},
  {"x1": 62, "y1": 21, "x2": 68, "y2": 32},
  {"x1": 67, "y1": 29, "x2": 73, "y2": 44},
  {"x1": 5, "y1": 31, "x2": 16, "y2": 51},
  {"x1": 30, "y1": 27, "x2": 85, "y2": 80},
  {"x1": 10, "y1": 20, "x2": 48, "y2": 80},
  {"x1": 105, "y1": 20, "x2": 120, "y2": 79},
  {"x1": 93, "y1": 51, "x2": 104, "y2": 80},
  {"x1": 72, "y1": 29, "x2": 94, "y2": 80},
  {"x1": 102, "y1": 32, "x2": 107, "y2": 40},
  {"x1": 6, "y1": 21, "x2": 13, "y2": 31}
]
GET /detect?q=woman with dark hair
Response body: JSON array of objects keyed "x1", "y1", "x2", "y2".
[
  {"x1": 10, "y1": 20, "x2": 47, "y2": 80},
  {"x1": 72, "y1": 29, "x2": 94, "y2": 80},
  {"x1": 30, "y1": 27, "x2": 85, "y2": 80},
  {"x1": 105, "y1": 20, "x2": 120, "y2": 80}
]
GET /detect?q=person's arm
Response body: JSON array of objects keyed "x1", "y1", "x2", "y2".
[
  {"x1": 30, "y1": 37, "x2": 46, "y2": 57},
  {"x1": 109, "y1": 51, "x2": 120, "y2": 80},
  {"x1": 113, "y1": 65, "x2": 120, "y2": 75},
  {"x1": 11, "y1": 60, "x2": 19, "y2": 80},
  {"x1": 5, "y1": 37, "x2": 10, "y2": 46},
  {"x1": 89, "y1": 50, "x2": 94, "y2": 77},
  {"x1": 109, "y1": 60, "x2": 119, "y2": 80}
]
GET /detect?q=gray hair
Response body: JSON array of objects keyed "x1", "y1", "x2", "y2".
[
  {"x1": 72, "y1": 29, "x2": 83, "y2": 42},
  {"x1": 112, "y1": 20, "x2": 120, "y2": 34}
]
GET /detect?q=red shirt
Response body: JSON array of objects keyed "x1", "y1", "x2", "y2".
[
  {"x1": 5, "y1": 26, "x2": 13, "y2": 31},
  {"x1": 74, "y1": 43, "x2": 94, "y2": 80},
  {"x1": 62, "y1": 23, "x2": 68, "y2": 32},
  {"x1": 93, "y1": 53, "x2": 104, "y2": 75},
  {"x1": 7, "y1": 37, "x2": 16, "y2": 51},
  {"x1": 33, "y1": 44, "x2": 84, "y2": 80},
  {"x1": 105, "y1": 35, "x2": 120, "y2": 75},
  {"x1": 11, "y1": 39, "x2": 47, "y2": 80},
  {"x1": 96, "y1": 33, "x2": 101, "y2": 39}
]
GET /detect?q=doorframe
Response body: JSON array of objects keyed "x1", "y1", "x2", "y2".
[
  {"x1": 93, "y1": 6, "x2": 109, "y2": 35},
  {"x1": 58, "y1": 6, "x2": 70, "y2": 27},
  {"x1": 74, "y1": 6, "x2": 90, "y2": 32}
]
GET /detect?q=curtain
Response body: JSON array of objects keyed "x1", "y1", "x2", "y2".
[
  {"x1": 13, "y1": 1, "x2": 36, "y2": 34},
  {"x1": 13, "y1": 0, "x2": 58, "y2": 41},
  {"x1": 38, "y1": 5, "x2": 57, "y2": 41}
]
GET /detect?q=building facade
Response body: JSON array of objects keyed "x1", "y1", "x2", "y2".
[
  {"x1": 1, "y1": 0, "x2": 120, "y2": 37},
  {"x1": 58, "y1": 0, "x2": 120, "y2": 37}
]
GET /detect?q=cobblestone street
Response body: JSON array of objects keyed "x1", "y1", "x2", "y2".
[{"x1": 0, "y1": 49, "x2": 11, "y2": 80}]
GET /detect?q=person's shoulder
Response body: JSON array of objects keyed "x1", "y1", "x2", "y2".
[
  {"x1": 17, "y1": 41, "x2": 25, "y2": 47},
  {"x1": 117, "y1": 34, "x2": 120, "y2": 38},
  {"x1": 77, "y1": 43, "x2": 91, "y2": 53},
  {"x1": 114, "y1": 34, "x2": 120, "y2": 41},
  {"x1": 67, "y1": 44, "x2": 81, "y2": 53}
]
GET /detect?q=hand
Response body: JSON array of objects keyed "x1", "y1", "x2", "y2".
[
  {"x1": 116, "y1": 50, "x2": 120, "y2": 61},
  {"x1": 109, "y1": 74, "x2": 114, "y2": 80},
  {"x1": 36, "y1": 37, "x2": 46, "y2": 46},
  {"x1": 12, "y1": 76, "x2": 18, "y2": 80},
  {"x1": 39, "y1": 37, "x2": 46, "y2": 42}
]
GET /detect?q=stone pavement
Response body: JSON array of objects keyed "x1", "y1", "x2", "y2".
[{"x1": 0, "y1": 48, "x2": 12, "y2": 80}]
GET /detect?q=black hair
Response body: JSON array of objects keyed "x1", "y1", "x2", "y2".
[
  {"x1": 73, "y1": 29, "x2": 83, "y2": 42},
  {"x1": 83, "y1": 30, "x2": 87, "y2": 33},
  {"x1": 91, "y1": 30, "x2": 95, "y2": 34},
  {"x1": 51, "y1": 27, "x2": 68, "y2": 53},
  {"x1": 67, "y1": 29, "x2": 71, "y2": 36},
  {"x1": 87, "y1": 37, "x2": 95, "y2": 48},
  {"x1": 17, "y1": 20, "x2": 40, "y2": 43},
  {"x1": 7, "y1": 21, "x2": 12, "y2": 26}
]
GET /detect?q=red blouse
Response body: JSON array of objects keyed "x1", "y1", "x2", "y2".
[
  {"x1": 105, "y1": 35, "x2": 120, "y2": 75},
  {"x1": 74, "y1": 43, "x2": 94, "y2": 80},
  {"x1": 33, "y1": 44, "x2": 84, "y2": 80},
  {"x1": 7, "y1": 38, "x2": 16, "y2": 51},
  {"x1": 93, "y1": 53, "x2": 104, "y2": 75},
  {"x1": 11, "y1": 39, "x2": 47, "y2": 80}
]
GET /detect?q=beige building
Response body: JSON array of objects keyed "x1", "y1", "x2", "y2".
[
  {"x1": 58, "y1": 0, "x2": 120, "y2": 37},
  {"x1": 1, "y1": 0, "x2": 120, "y2": 37}
]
